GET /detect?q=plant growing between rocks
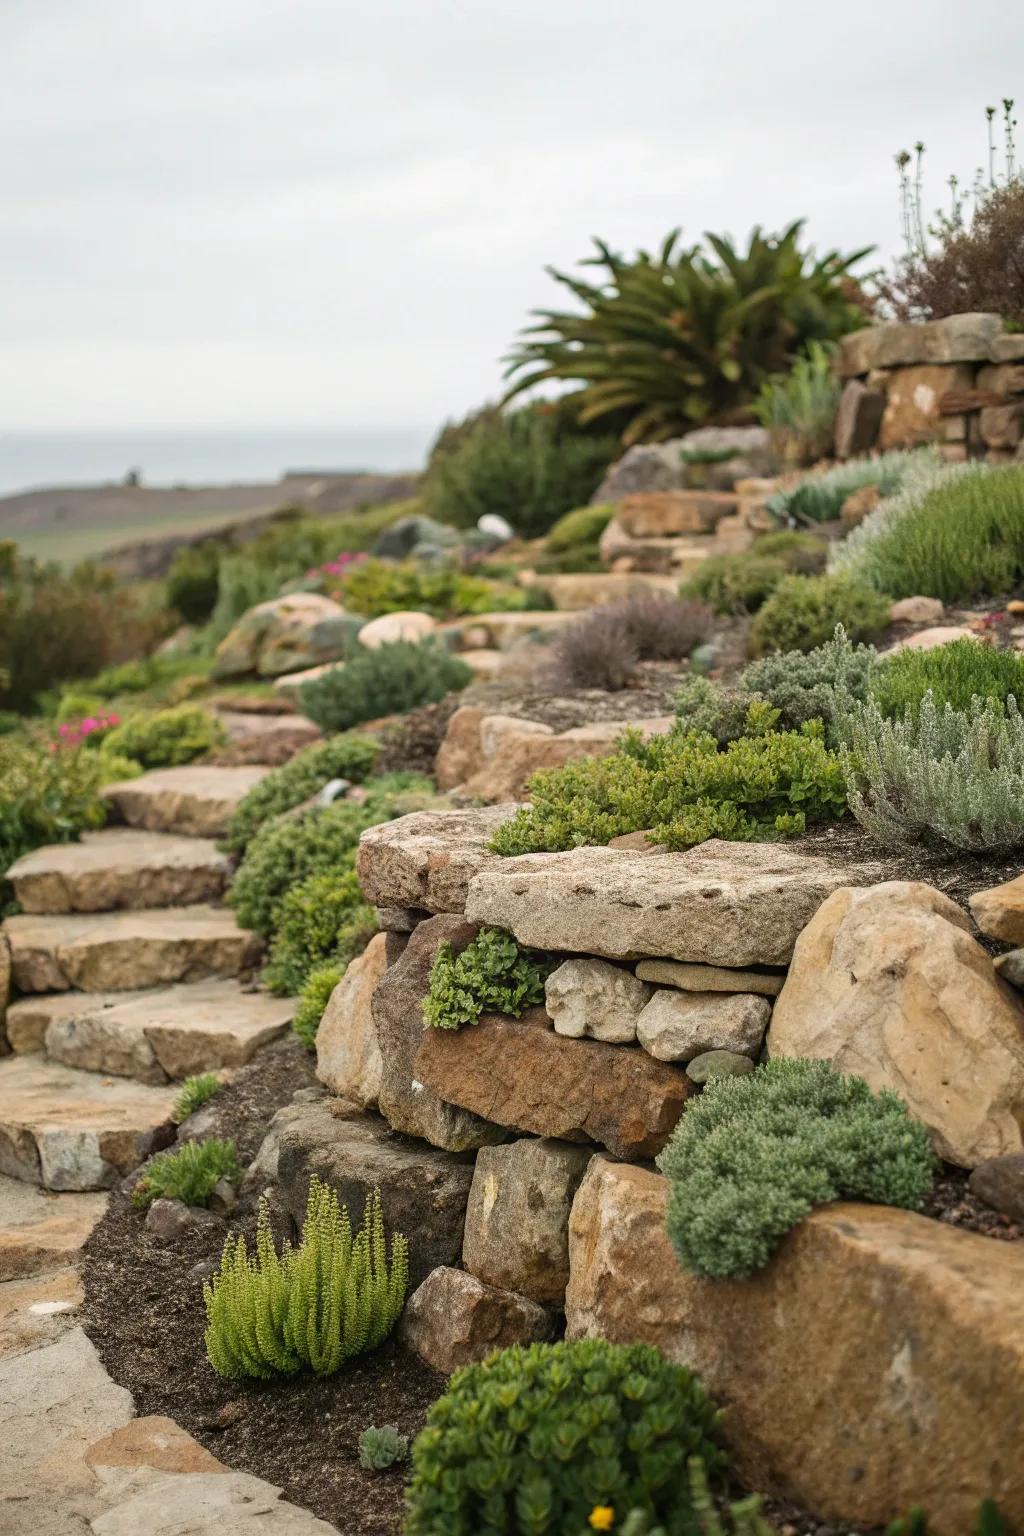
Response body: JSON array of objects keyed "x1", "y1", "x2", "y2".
[
  {"x1": 293, "y1": 963, "x2": 342, "y2": 1050},
  {"x1": 172, "y1": 1073, "x2": 221, "y2": 1123},
  {"x1": 423, "y1": 926, "x2": 551, "y2": 1030},
  {"x1": 204, "y1": 1177, "x2": 408, "y2": 1380},
  {"x1": 657, "y1": 1058, "x2": 934, "y2": 1279},
  {"x1": 222, "y1": 731, "x2": 380, "y2": 854},
  {"x1": 133, "y1": 1139, "x2": 240, "y2": 1209},
  {"x1": 100, "y1": 704, "x2": 224, "y2": 770},
  {"x1": 262, "y1": 868, "x2": 376, "y2": 996}
]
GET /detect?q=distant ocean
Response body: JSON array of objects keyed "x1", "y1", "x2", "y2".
[{"x1": 0, "y1": 428, "x2": 434, "y2": 496}]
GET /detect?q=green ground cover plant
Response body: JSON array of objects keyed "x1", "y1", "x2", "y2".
[
  {"x1": 133, "y1": 1139, "x2": 240, "y2": 1209},
  {"x1": 100, "y1": 704, "x2": 224, "y2": 769},
  {"x1": 491, "y1": 723, "x2": 847, "y2": 856},
  {"x1": 545, "y1": 503, "x2": 616, "y2": 554},
  {"x1": 292, "y1": 964, "x2": 342, "y2": 1049},
  {"x1": 172, "y1": 1073, "x2": 221, "y2": 1122},
  {"x1": 262, "y1": 868, "x2": 376, "y2": 996},
  {"x1": 844, "y1": 693, "x2": 1024, "y2": 851},
  {"x1": 681, "y1": 531, "x2": 827, "y2": 615},
  {"x1": 870, "y1": 638, "x2": 1024, "y2": 718},
  {"x1": 423, "y1": 926, "x2": 551, "y2": 1030},
  {"x1": 0, "y1": 737, "x2": 107, "y2": 886},
  {"x1": 657, "y1": 1059, "x2": 934, "y2": 1279},
  {"x1": 404, "y1": 1338, "x2": 724, "y2": 1536},
  {"x1": 748, "y1": 572, "x2": 890, "y2": 656},
  {"x1": 297, "y1": 642, "x2": 473, "y2": 733},
  {"x1": 204, "y1": 1178, "x2": 408, "y2": 1380},
  {"x1": 222, "y1": 732, "x2": 380, "y2": 853},
  {"x1": 337, "y1": 559, "x2": 536, "y2": 620}
]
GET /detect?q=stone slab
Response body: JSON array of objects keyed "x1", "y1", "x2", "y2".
[
  {"x1": 356, "y1": 805, "x2": 518, "y2": 915},
  {"x1": 0, "y1": 1266, "x2": 82, "y2": 1359},
  {"x1": 102, "y1": 765, "x2": 269, "y2": 838},
  {"x1": 635, "y1": 959, "x2": 785, "y2": 996},
  {"x1": 3, "y1": 907, "x2": 262, "y2": 994},
  {"x1": 0, "y1": 1176, "x2": 108, "y2": 1280},
  {"x1": 6, "y1": 831, "x2": 230, "y2": 915}
]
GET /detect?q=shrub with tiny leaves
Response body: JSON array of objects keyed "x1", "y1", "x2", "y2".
[
  {"x1": 293, "y1": 964, "x2": 342, "y2": 1050},
  {"x1": 403, "y1": 1338, "x2": 725, "y2": 1536},
  {"x1": 133, "y1": 1139, "x2": 240, "y2": 1209},
  {"x1": 229, "y1": 802, "x2": 379, "y2": 938},
  {"x1": 657, "y1": 1059, "x2": 934, "y2": 1279},
  {"x1": 869, "y1": 638, "x2": 1024, "y2": 721},
  {"x1": 297, "y1": 642, "x2": 473, "y2": 734},
  {"x1": 262, "y1": 867, "x2": 376, "y2": 997},
  {"x1": 222, "y1": 732, "x2": 380, "y2": 854},
  {"x1": 748, "y1": 572, "x2": 890, "y2": 657},
  {"x1": 423, "y1": 927, "x2": 551, "y2": 1030},
  {"x1": 100, "y1": 704, "x2": 224, "y2": 769},
  {"x1": 357, "y1": 1424, "x2": 409, "y2": 1471},
  {"x1": 172, "y1": 1073, "x2": 221, "y2": 1123}
]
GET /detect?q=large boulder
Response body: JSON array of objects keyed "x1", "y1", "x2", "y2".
[
  {"x1": 356, "y1": 807, "x2": 516, "y2": 916},
  {"x1": 768, "y1": 881, "x2": 1024, "y2": 1167},
  {"x1": 211, "y1": 594, "x2": 361, "y2": 680},
  {"x1": 371, "y1": 915, "x2": 505, "y2": 1151},
  {"x1": 372, "y1": 514, "x2": 459, "y2": 561},
  {"x1": 401, "y1": 1266, "x2": 552, "y2": 1374},
  {"x1": 269, "y1": 1097, "x2": 475, "y2": 1287},
  {"x1": 839, "y1": 313, "x2": 1005, "y2": 376},
  {"x1": 616, "y1": 490, "x2": 739, "y2": 537},
  {"x1": 592, "y1": 429, "x2": 772, "y2": 502},
  {"x1": 565, "y1": 1157, "x2": 1024, "y2": 1536},
  {"x1": 459, "y1": 718, "x2": 675, "y2": 804},
  {"x1": 315, "y1": 932, "x2": 387, "y2": 1108},
  {"x1": 415, "y1": 1008, "x2": 690, "y2": 1160},
  {"x1": 462, "y1": 1137, "x2": 593, "y2": 1303},
  {"x1": 878, "y1": 363, "x2": 975, "y2": 450},
  {"x1": 465, "y1": 839, "x2": 884, "y2": 967}
]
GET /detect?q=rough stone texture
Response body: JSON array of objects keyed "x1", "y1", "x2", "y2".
[
  {"x1": 839, "y1": 313, "x2": 1005, "y2": 375},
  {"x1": 969, "y1": 1153, "x2": 1024, "y2": 1222},
  {"x1": 768, "y1": 881, "x2": 1024, "y2": 1167},
  {"x1": 416, "y1": 1008, "x2": 690, "y2": 1160},
  {"x1": 636, "y1": 989, "x2": 770, "y2": 1063},
  {"x1": 977, "y1": 361, "x2": 1024, "y2": 394},
  {"x1": 84, "y1": 1413, "x2": 226, "y2": 1476},
  {"x1": 103, "y1": 765, "x2": 269, "y2": 838},
  {"x1": 890, "y1": 623, "x2": 977, "y2": 652},
  {"x1": 834, "y1": 379, "x2": 885, "y2": 458},
  {"x1": 686, "y1": 1049, "x2": 756, "y2": 1083},
  {"x1": 528, "y1": 571, "x2": 679, "y2": 610},
  {"x1": 634, "y1": 959, "x2": 785, "y2": 997},
  {"x1": 980, "y1": 402, "x2": 1024, "y2": 448},
  {"x1": 1, "y1": 931, "x2": 11, "y2": 1044},
  {"x1": 0, "y1": 1176, "x2": 108, "y2": 1281},
  {"x1": 465, "y1": 838, "x2": 884, "y2": 966},
  {"x1": 440, "y1": 609, "x2": 573, "y2": 651},
  {"x1": 616, "y1": 490, "x2": 738, "y2": 537},
  {"x1": 994, "y1": 946, "x2": 1024, "y2": 989},
  {"x1": 3, "y1": 907, "x2": 261, "y2": 995},
  {"x1": 401, "y1": 1266, "x2": 553, "y2": 1374},
  {"x1": 7, "y1": 993, "x2": 121, "y2": 1056},
  {"x1": 91, "y1": 1472, "x2": 341, "y2": 1535},
  {"x1": 889, "y1": 595, "x2": 945, "y2": 624},
  {"x1": 460, "y1": 717, "x2": 675, "y2": 805},
  {"x1": 315, "y1": 932, "x2": 387, "y2": 1107},
  {"x1": 39, "y1": 980, "x2": 292, "y2": 1083},
  {"x1": 0, "y1": 1266, "x2": 82, "y2": 1359},
  {"x1": 371, "y1": 914, "x2": 504, "y2": 1150},
  {"x1": 598, "y1": 518, "x2": 728, "y2": 576},
  {"x1": 6, "y1": 830, "x2": 230, "y2": 915},
  {"x1": 0, "y1": 1056, "x2": 176, "y2": 1190},
  {"x1": 544, "y1": 958, "x2": 652, "y2": 1043},
  {"x1": 435, "y1": 705, "x2": 486, "y2": 790},
  {"x1": 356, "y1": 806, "x2": 516, "y2": 915},
  {"x1": 211, "y1": 592, "x2": 361, "y2": 679},
  {"x1": 878, "y1": 363, "x2": 975, "y2": 450},
  {"x1": 271, "y1": 1097, "x2": 475, "y2": 1286},
  {"x1": 357, "y1": 609, "x2": 437, "y2": 648},
  {"x1": 214, "y1": 710, "x2": 322, "y2": 761},
  {"x1": 969, "y1": 872, "x2": 1024, "y2": 943},
  {"x1": 565, "y1": 1157, "x2": 1024, "y2": 1536},
  {"x1": 462, "y1": 1137, "x2": 592, "y2": 1303}
]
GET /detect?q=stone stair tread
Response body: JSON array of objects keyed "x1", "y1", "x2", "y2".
[
  {"x1": 0, "y1": 1056, "x2": 176, "y2": 1190},
  {"x1": 102, "y1": 764, "x2": 270, "y2": 837},
  {"x1": 7, "y1": 979, "x2": 294, "y2": 1082},
  {"x1": 0, "y1": 1175, "x2": 108, "y2": 1281},
  {"x1": 3, "y1": 906, "x2": 261, "y2": 995},
  {"x1": 5, "y1": 829, "x2": 229, "y2": 914}
]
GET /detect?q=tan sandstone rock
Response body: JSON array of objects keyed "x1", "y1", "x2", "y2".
[
  {"x1": 212, "y1": 592, "x2": 360, "y2": 679},
  {"x1": 357, "y1": 610, "x2": 437, "y2": 648},
  {"x1": 544, "y1": 957, "x2": 652, "y2": 1043},
  {"x1": 969, "y1": 872, "x2": 1024, "y2": 943},
  {"x1": 103, "y1": 765, "x2": 269, "y2": 838},
  {"x1": 768, "y1": 881, "x2": 1024, "y2": 1166},
  {"x1": 402, "y1": 1266, "x2": 553, "y2": 1374},
  {"x1": 565, "y1": 1157, "x2": 1024, "y2": 1536},
  {"x1": 463, "y1": 1137, "x2": 592, "y2": 1303},
  {"x1": 636, "y1": 989, "x2": 770, "y2": 1062},
  {"x1": 0, "y1": 1176, "x2": 108, "y2": 1281},
  {"x1": 878, "y1": 363, "x2": 975, "y2": 450},
  {"x1": 5, "y1": 830, "x2": 229, "y2": 915},
  {"x1": 634, "y1": 959, "x2": 785, "y2": 997},
  {"x1": 356, "y1": 805, "x2": 516, "y2": 915},
  {"x1": 616, "y1": 490, "x2": 739, "y2": 537},
  {"x1": 434, "y1": 705, "x2": 486, "y2": 790},
  {"x1": 315, "y1": 932, "x2": 387, "y2": 1107},
  {"x1": 459, "y1": 717, "x2": 675, "y2": 804},
  {"x1": 889, "y1": 595, "x2": 945, "y2": 625}
]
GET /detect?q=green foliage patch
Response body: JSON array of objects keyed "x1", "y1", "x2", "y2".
[
  {"x1": 293, "y1": 964, "x2": 342, "y2": 1050},
  {"x1": 424, "y1": 927, "x2": 551, "y2": 1031},
  {"x1": 657, "y1": 1058, "x2": 934, "y2": 1278},
  {"x1": 297, "y1": 643, "x2": 473, "y2": 734},
  {"x1": 337, "y1": 559, "x2": 535, "y2": 621},
  {"x1": 748, "y1": 573, "x2": 891, "y2": 656},
  {"x1": 133, "y1": 1139, "x2": 240, "y2": 1209},
  {"x1": 262, "y1": 868, "x2": 376, "y2": 997},
  {"x1": 223, "y1": 732, "x2": 380, "y2": 854},
  {"x1": 172, "y1": 1073, "x2": 221, "y2": 1123},
  {"x1": 545, "y1": 503, "x2": 616, "y2": 553},
  {"x1": 0, "y1": 738, "x2": 106, "y2": 881},
  {"x1": 229, "y1": 801, "x2": 379, "y2": 938},
  {"x1": 100, "y1": 705, "x2": 224, "y2": 769},
  {"x1": 870, "y1": 637, "x2": 1024, "y2": 719},
  {"x1": 754, "y1": 340, "x2": 840, "y2": 468},
  {"x1": 681, "y1": 530, "x2": 827, "y2": 615},
  {"x1": 765, "y1": 449, "x2": 922, "y2": 526},
  {"x1": 357, "y1": 1425, "x2": 409, "y2": 1471}
]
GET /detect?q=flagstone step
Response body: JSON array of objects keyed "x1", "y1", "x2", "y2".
[
  {"x1": 5, "y1": 830, "x2": 230, "y2": 915},
  {"x1": 0, "y1": 1057, "x2": 176, "y2": 1190},
  {"x1": 7, "y1": 980, "x2": 294, "y2": 1083},
  {"x1": 102, "y1": 764, "x2": 270, "y2": 838},
  {"x1": 0, "y1": 1176, "x2": 108, "y2": 1281},
  {"x1": 2, "y1": 907, "x2": 262, "y2": 995}
]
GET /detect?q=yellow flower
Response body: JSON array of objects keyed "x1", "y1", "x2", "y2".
[{"x1": 589, "y1": 1508, "x2": 615, "y2": 1532}]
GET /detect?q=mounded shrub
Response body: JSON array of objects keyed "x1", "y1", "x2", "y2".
[
  {"x1": 172, "y1": 1073, "x2": 220, "y2": 1123},
  {"x1": 262, "y1": 869, "x2": 376, "y2": 997},
  {"x1": 298, "y1": 643, "x2": 473, "y2": 734},
  {"x1": 229, "y1": 803, "x2": 379, "y2": 938},
  {"x1": 1, "y1": 738, "x2": 106, "y2": 891},
  {"x1": 545, "y1": 503, "x2": 616, "y2": 553},
  {"x1": 657, "y1": 1058, "x2": 935, "y2": 1279},
  {"x1": 747, "y1": 573, "x2": 890, "y2": 656},
  {"x1": 681, "y1": 531, "x2": 827, "y2": 616},
  {"x1": 548, "y1": 595, "x2": 713, "y2": 692},
  {"x1": 222, "y1": 732, "x2": 380, "y2": 854},
  {"x1": 337, "y1": 560, "x2": 534, "y2": 621},
  {"x1": 403, "y1": 1338, "x2": 725, "y2": 1536},
  {"x1": 100, "y1": 705, "x2": 224, "y2": 770},
  {"x1": 423, "y1": 927, "x2": 550, "y2": 1031},
  {"x1": 292, "y1": 964, "x2": 342, "y2": 1050},
  {"x1": 870, "y1": 637, "x2": 1024, "y2": 719}
]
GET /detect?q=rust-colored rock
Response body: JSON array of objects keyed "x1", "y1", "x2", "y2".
[
  {"x1": 565, "y1": 1156, "x2": 1024, "y2": 1536},
  {"x1": 878, "y1": 363, "x2": 974, "y2": 450},
  {"x1": 415, "y1": 1008, "x2": 690, "y2": 1159},
  {"x1": 401, "y1": 1266, "x2": 553, "y2": 1374}
]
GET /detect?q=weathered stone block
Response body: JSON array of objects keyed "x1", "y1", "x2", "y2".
[
  {"x1": 401, "y1": 1266, "x2": 553, "y2": 1374},
  {"x1": 878, "y1": 363, "x2": 974, "y2": 450},
  {"x1": 833, "y1": 379, "x2": 884, "y2": 458},
  {"x1": 356, "y1": 807, "x2": 514, "y2": 915},
  {"x1": 462, "y1": 1136, "x2": 592, "y2": 1303},
  {"x1": 315, "y1": 932, "x2": 387, "y2": 1108}
]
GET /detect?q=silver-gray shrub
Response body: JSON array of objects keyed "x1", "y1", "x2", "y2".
[{"x1": 843, "y1": 690, "x2": 1024, "y2": 850}]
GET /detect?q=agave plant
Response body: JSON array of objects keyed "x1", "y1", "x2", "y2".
[{"x1": 504, "y1": 223, "x2": 872, "y2": 445}]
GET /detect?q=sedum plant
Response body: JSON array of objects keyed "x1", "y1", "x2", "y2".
[
  {"x1": 172, "y1": 1073, "x2": 221, "y2": 1123},
  {"x1": 843, "y1": 692, "x2": 1024, "y2": 851},
  {"x1": 204, "y1": 1177, "x2": 408, "y2": 1380},
  {"x1": 357, "y1": 1424, "x2": 409, "y2": 1471},
  {"x1": 403, "y1": 1338, "x2": 725, "y2": 1536},
  {"x1": 133, "y1": 1139, "x2": 240, "y2": 1209},
  {"x1": 222, "y1": 732, "x2": 380, "y2": 854},
  {"x1": 603, "y1": 1459, "x2": 773, "y2": 1536},
  {"x1": 657, "y1": 1059, "x2": 934, "y2": 1279},
  {"x1": 424, "y1": 927, "x2": 551, "y2": 1030}
]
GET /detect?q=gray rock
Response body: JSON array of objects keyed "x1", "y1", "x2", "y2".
[
  {"x1": 994, "y1": 949, "x2": 1024, "y2": 990},
  {"x1": 635, "y1": 959, "x2": 785, "y2": 997},
  {"x1": 462, "y1": 1137, "x2": 592, "y2": 1303},
  {"x1": 544, "y1": 958, "x2": 652, "y2": 1044},
  {"x1": 969, "y1": 1154, "x2": 1024, "y2": 1222},
  {"x1": 401, "y1": 1266, "x2": 553, "y2": 1375},
  {"x1": 207, "y1": 1178, "x2": 237, "y2": 1217},
  {"x1": 91, "y1": 1471, "x2": 340, "y2": 1534},
  {"x1": 839, "y1": 313, "x2": 1004, "y2": 376},
  {"x1": 143, "y1": 1199, "x2": 221, "y2": 1242},
  {"x1": 637, "y1": 990, "x2": 770, "y2": 1063},
  {"x1": 834, "y1": 380, "x2": 885, "y2": 459},
  {"x1": 477, "y1": 513, "x2": 515, "y2": 542},
  {"x1": 372, "y1": 515, "x2": 459, "y2": 561},
  {"x1": 686, "y1": 1049, "x2": 757, "y2": 1084}
]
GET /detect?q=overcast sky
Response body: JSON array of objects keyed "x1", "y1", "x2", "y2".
[{"x1": 3, "y1": 0, "x2": 1021, "y2": 436}]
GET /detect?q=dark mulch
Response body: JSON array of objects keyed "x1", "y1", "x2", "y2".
[
  {"x1": 923, "y1": 1164, "x2": 1022, "y2": 1241},
  {"x1": 81, "y1": 1040, "x2": 443, "y2": 1536}
]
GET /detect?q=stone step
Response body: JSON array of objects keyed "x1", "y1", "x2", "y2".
[
  {"x1": 6, "y1": 980, "x2": 294, "y2": 1083},
  {"x1": 3, "y1": 907, "x2": 262, "y2": 994},
  {"x1": 0, "y1": 1057, "x2": 176, "y2": 1190},
  {"x1": 102, "y1": 764, "x2": 270, "y2": 838},
  {"x1": 5, "y1": 830, "x2": 230, "y2": 915},
  {"x1": 0, "y1": 1175, "x2": 108, "y2": 1281}
]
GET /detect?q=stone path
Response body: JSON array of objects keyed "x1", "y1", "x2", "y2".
[{"x1": 0, "y1": 751, "x2": 337, "y2": 1530}]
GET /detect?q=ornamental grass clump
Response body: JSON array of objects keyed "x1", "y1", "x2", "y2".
[
  {"x1": 843, "y1": 692, "x2": 1024, "y2": 852},
  {"x1": 204, "y1": 1177, "x2": 408, "y2": 1380},
  {"x1": 222, "y1": 732, "x2": 380, "y2": 853},
  {"x1": 133, "y1": 1139, "x2": 240, "y2": 1209},
  {"x1": 403, "y1": 1338, "x2": 725, "y2": 1536},
  {"x1": 424, "y1": 927, "x2": 551, "y2": 1030},
  {"x1": 657, "y1": 1058, "x2": 934, "y2": 1279}
]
